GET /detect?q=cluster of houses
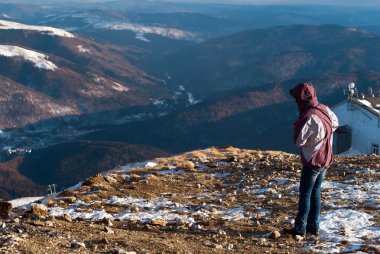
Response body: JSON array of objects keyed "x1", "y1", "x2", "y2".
[{"x1": 332, "y1": 84, "x2": 380, "y2": 155}]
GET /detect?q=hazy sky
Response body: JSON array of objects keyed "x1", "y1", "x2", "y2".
[
  {"x1": 165, "y1": 0, "x2": 380, "y2": 6},
  {"x1": 2, "y1": 0, "x2": 380, "y2": 7}
]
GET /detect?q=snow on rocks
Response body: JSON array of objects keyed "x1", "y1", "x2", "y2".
[
  {"x1": 308, "y1": 209, "x2": 380, "y2": 253},
  {"x1": 144, "y1": 162, "x2": 158, "y2": 169},
  {"x1": 322, "y1": 180, "x2": 380, "y2": 208},
  {"x1": 0, "y1": 20, "x2": 75, "y2": 37},
  {"x1": 47, "y1": 194, "x2": 252, "y2": 227},
  {"x1": 8, "y1": 197, "x2": 43, "y2": 209},
  {"x1": 0, "y1": 45, "x2": 58, "y2": 70}
]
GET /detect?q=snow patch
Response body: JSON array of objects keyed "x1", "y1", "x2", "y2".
[
  {"x1": 0, "y1": 45, "x2": 58, "y2": 70},
  {"x1": 135, "y1": 32, "x2": 151, "y2": 43},
  {"x1": 145, "y1": 162, "x2": 158, "y2": 169},
  {"x1": 111, "y1": 82, "x2": 129, "y2": 92},
  {"x1": 50, "y1": 207, "x2": 113, "y2": 220},
  {"x1": 0, "y1": 20, "x2": 75, "y2": 37},
  {"x1": 151, "y1": 99, "x2": 165, "y2": 106},
  {"x1": 338, "y1": 147, "x2": 365, "y2": 156},
  {"x1": 66, "y1": 181, "x2": 83, "y2": 192},
  {"x1": 99, "y1": 22, "x2": 196, "y2": 41},
  {"x1": 9, "y1": 197, "x2": 43, "y2": 208},
  {"x1": 76, "y1": 45, "x2": 90, "y2": 53},
  {"x1": 312, "y1": 209, "x2": 380, "y2": 253},
  {"x1": 187, "y1": 92, "x2": 201, "y2": 105},
  {"x1": 322, "y1": 180, "x2": 380, "y2": 208}
]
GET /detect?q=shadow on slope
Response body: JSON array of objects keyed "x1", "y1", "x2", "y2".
[{"x1": 18, "y1": 141, "x2": 169, "y2": 191}]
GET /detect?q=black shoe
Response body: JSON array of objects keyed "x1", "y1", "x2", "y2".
[
  {"x1": 283, "y1": 228, "x2": 305, "y2": 237},
  {"x1": 306, "y1": 229, "x2": 319, "y2": 236}
]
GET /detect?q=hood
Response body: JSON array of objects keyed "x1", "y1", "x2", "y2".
[{"x1": 289, "y1": 83, "x2": 319, "y2": 113}]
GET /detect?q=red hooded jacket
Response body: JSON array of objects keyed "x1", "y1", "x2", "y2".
[{"x1": 289, "y1": 83, "x2": 339, "y2": 169}]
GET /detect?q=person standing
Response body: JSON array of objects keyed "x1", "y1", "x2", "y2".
[{"x1": 284, "y1": 83, "x2": 339, "y2": 237}]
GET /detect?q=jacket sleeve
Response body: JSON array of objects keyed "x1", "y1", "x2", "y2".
[
  {"x1": 295, "y1": 117, "x2": 315, "y2": 147},
  {"x1": 295, "y1": 115, "x2": 325, "y2": 148},
  {"x1": 326, "y1": 107, "x2": 339, "y2": 132}
]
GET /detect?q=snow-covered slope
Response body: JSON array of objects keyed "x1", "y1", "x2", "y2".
[
  {"x1": 0, "y1": 20, "x2": 75, "y2": 38},
  {"x1": 99, "y1": 22, "x2": 197, "y2": 42},
  {"x1": 0, "y1": 45, "x2": 58, "y2": 70},
  {"x1": 40, "y1": 12, "x2": 197, "y2": 42}
]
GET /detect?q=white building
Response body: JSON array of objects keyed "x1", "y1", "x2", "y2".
[{"x1": 332, "y1": 97, "x2": 380, "y2": 155}]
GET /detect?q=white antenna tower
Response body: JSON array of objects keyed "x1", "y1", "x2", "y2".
[
  {"x1": 346, "y1": 82, "x2": 356, "y2": 111},
  {"x1": 347, "y1": 82, "x2": 356, "y2": 100}
]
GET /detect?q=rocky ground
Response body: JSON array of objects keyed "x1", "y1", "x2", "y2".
[{"x1": 1, "y1": 146, "x2": 379, "y2": 253}]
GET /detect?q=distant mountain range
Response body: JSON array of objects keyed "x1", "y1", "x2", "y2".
[
  {"x1": 156, "y1": 25, "x2": 380, "y2": 98},
  {"x1": 0, "y1": 20, "x2": 175, "y2": 128}
]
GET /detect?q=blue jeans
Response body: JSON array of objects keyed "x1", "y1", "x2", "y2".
[{"x1": 294, "y1": 166, "x2": 327, "y2": 234}]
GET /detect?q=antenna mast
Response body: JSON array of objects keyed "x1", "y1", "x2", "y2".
[{"x1": 347, "y1": 82, "x2": 356, "y2": 111}]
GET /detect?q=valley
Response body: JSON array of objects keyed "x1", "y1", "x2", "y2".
[{"x1": 0, "y1": 1, "x2": 379, "y2": 202}]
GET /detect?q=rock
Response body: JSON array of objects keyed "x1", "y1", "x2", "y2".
[
  {"x1": 13, "y1": 218, "x2": 20, "y2": 223},
  {"x1": 214, "y1": 244, "x2": 223, "y2": 249},
  {"x1": 29, "y1": 204, "x2": 48, "y2": 218},
  {"x1": 218, "y1": 229, "x2": 227, "y2": 235},
  {"x1": 63, "y1": 197, "x2": 77, "y2": 203},
  {"x1": 105, "y1": 176, "x2": 117, "y2": 183},
  {"x1": 63, "y1": 214, "x2": 73, "y2": 222},
  {"x1": 151, "y1": 220, "x2": 168, "y2": 227},
  {"x1": 83, "y1": 173, "x2": 106, "y2": 186},
  {"x1": 100, "y1": 237, "x2": 109, "y2": 244},
  {"x1": 31, "y1": 220, "x2": 45, "y2": 227},
  {"x1": 46, "y1": 199, "x2": 56, "y2": 207},
  {"x1": 181, "y1": 161, "x2": 195, "y2": 170},
  {"x1": 224, "y1": 156, "x2": 238, "y2": 162},
  {"x1": 258, "y1": 238, "x2": 267, "y2": 245},
  {"x1": 207, "y1": 163, "x2": 218, "y2": 168},
  {"x1": 175, "y1": 218, "x2": 188, "y2": 226},
  {"x1": 45, "y1": 221, "x2": 54, "y2": 227},
  {"x1": 210, "y1": 207, "x2": 218, "y2": 214},
  {"x1": 295, "y1": 235, "x2": 304, "y2": 242},
  {"x1": 0, "y1": 201, "x2": 12, "y2": 219},
  {"x1": 129, "y1": 174, "x2": 141, "y2": 181},
  {"x1": 71, "y1": 241, "x2": 86, "y2": 249},
  {"x1": 47, "y1": 215, "x2": 56, "y2": 221},
  {"x1": 191, "y1": 224, "x2": 203, "y2": 230},
  {"x1": 101, "y1": 218, "x2": 113, "y2": 226},
  {"x1": 104, "y1": 226, "x2": 114, "y2": 234},
  {"x1": 130, "y1": 206, "x2": 140, "y2": 213},
  {"x1": 253, "y1": 221, "x2": 261, "y2": 227},
  {"x1": 362, "y1": 235, "x2": 372, "y2": 240},
  {"x1": 116, "y1": 250, "x2": 137, "y2": 254},
  {"x1": 269, "y1": 231, "x2": 281, "y2": 239},
  {"x1": 228, "y1": 196, "x2": 236, "y2": 202},
  {"x1": 147, "y1": 174, "x2": 159, "y2": 182}
]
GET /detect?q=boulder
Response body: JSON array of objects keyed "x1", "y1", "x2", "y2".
[
  {"x1": 269, "y1": 231, "x2": 281, "y2": 239},
  {"x1": 29, "y1": 204, "x2": 48, "y2": 218},
  {"x1": 151, "y1": 219, "x2": 168, "y2": 227},
  {"x1": 0, "y1": 201, "x2": 12, "y2": 219}
]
